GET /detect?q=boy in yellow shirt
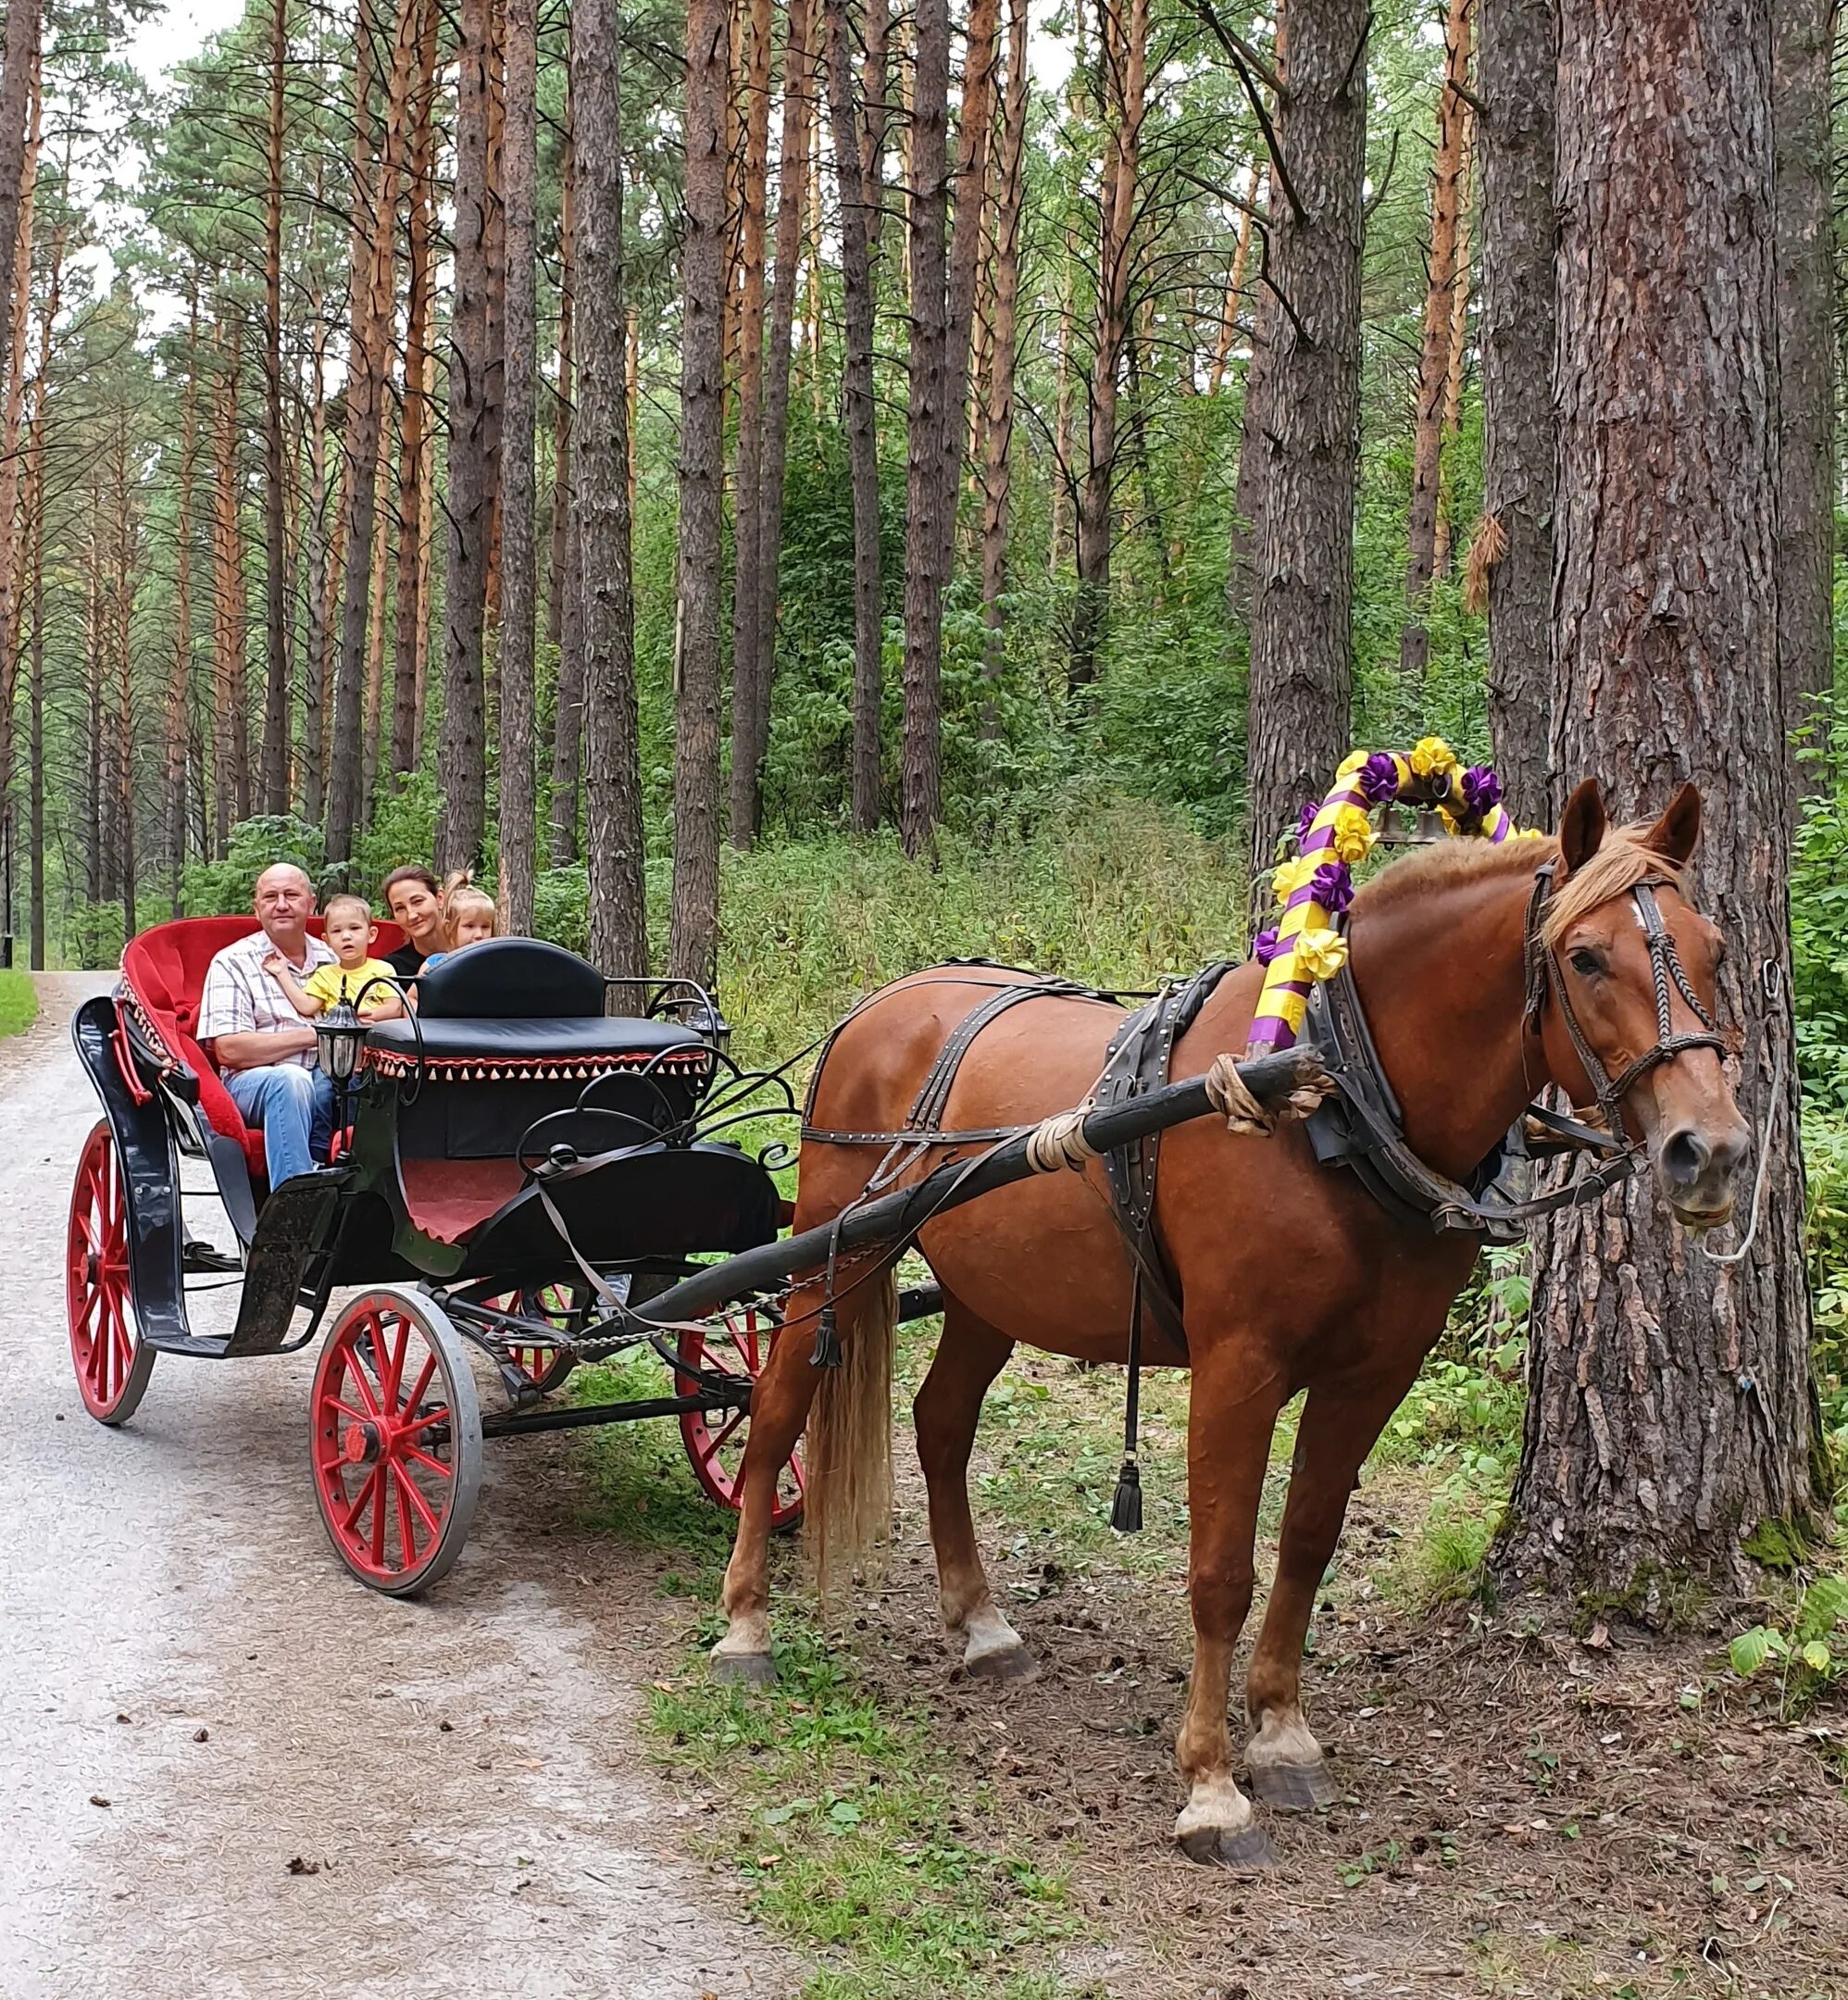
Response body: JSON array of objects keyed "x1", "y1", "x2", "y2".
[{"x1": 267, "y1": 893, "x2": 405, "y2": 1020}]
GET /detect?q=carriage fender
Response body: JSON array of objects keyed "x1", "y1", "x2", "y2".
[{"x1": 70, "y1": 995, "x2": 192, "y2": 1349}]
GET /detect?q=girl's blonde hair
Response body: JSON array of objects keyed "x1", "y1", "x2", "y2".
[{"x1": 440, "y1": 869, "x2": 499, "y2": 944}]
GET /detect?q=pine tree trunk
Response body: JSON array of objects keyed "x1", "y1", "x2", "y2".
[
  {"x1": 979, "y1": 0, "x2": 1027, "y2": 671},
  {"x1": 0, "y1": 40, "x2": 36, "y2": 849},
  {"x1": 1773, "y1": 0, "x2": 1837, "y2": 787},
  {"x1": 1209, "y1": 160, "x2": 1260, "y2": 396},
  {"x1": 23, "y1": 199, "x2": 52, "y2": 961},
  {"x1": 938, "y1": 0, "x2": 998, "y2": 594},
  {"x1": 825, "y1": 0, "x2": 884, "y2": 834},
  {"x1": 111, "y1": 411, "x2": 137, "y2": 940},
  {"x1": 1070, "y1": 0, "x2": 1146, "y2": 687},
  {"x1": 214, "y1": 311, "x2": 251, "y2": 833},
  {"x1": 391, "y1": 0, "x2": 436, "y2": 788},
  {"x1": 899, "y1": 0, "x2": 949, "y2": 856},
  {"x1": 301, "y1": 297, "x2": 331, "y2": 820},
  {"x1": 1501, "y1": 0, "x2": 1817, "y2": 1599},
  {"x1": 169, "y1": 301, "x2": 199, "y2": 913},
  {"x1": 498, "y1": 0, "x2": 538, "y2": 934},
  {"x1": 0, "y1": 0, "x2": 38, "y2": 432},
  {"x1": 737, "y1": 0, "x2": 815, "y2": 847},
  {"x1": 437, "y1": 0, "x2": 497, "y2": 873},
  {"x1": 672, "y1": 0, "x2": 729, "y2": 983},
  {"x1": 726, "y1": 0, "x2": 774, "y2": 847},
  {"x1": 1228, "y1": 279, "x2": 1273, "y2": 621},
  {"x1": 1244, "y1": 0, "x2": 1367, "y2": 878},
  {"x1": 1398, "y1": 0, "x2": 1471, "y2": 679},
  {"x1": 547, "y1": 108, "x2": 581, "y2": 863},
  {"x1": 574, "y1": 0, "x2": 647, "y2": 974},
  {"x1": 1478, "y1": 0, "x2": 1554, "y2": 823},
  {"x1": 259, "y1": 0, "x2": 291, "y2": 816},
  {"x1": 1432, "y1": 111, "x2": 1474, "y2": 575}
]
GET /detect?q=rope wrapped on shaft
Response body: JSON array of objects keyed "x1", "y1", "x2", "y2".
[
  {"x1": 1205, "y1": 1051, "x2": 1332, "y2": 1134},
  {"x1": 1025, "y1": 1104, "x2": 1101, "y2": 1173}
]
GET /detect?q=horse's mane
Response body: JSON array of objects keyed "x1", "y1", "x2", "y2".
[{"x1": 1353, "y1": 824, "x2": 1685, "y2": 944}]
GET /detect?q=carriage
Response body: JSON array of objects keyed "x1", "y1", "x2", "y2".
[{"x1": 65, "y1": 918, "x2": 905, "y2": 1594}]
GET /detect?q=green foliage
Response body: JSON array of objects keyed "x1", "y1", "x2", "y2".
[
  {"x1": 0, "y1": 969, "x2": 38, "y2": 1040},
  {"x1": 1729, "y1": 1573, "x2": 1848, "y2": 1714},
  {"x1": 181, "y1": 816, "x2": 328, "y2": 916},
  {"x1": 68, "y1": 903, "x2": 127, "y2": 971}
]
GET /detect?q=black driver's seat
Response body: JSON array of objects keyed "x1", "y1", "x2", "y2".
[{"x1": 363, "y1": 939, "x2": 717, "y2": 1167}]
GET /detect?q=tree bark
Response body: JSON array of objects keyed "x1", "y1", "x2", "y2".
[
  {"x1": 737, "y1": 0, "x2": 816, "y2": 847},
  {"x1": 825, "y1": 0, "x2": 885, "y2": 833},
  {"x1": 1244, "y1": 0, "x2": 1367, "y2": 877},
  {"x1": 1478, "y1": 0, "x2": 1554, "y2": 823},
  {"x1": 258, "y1": 0, "x2": 291, "y2": 816},
  {"x1": 24, "y1": 193, "x2": 55, "y2": 960},
  {"x1": 726, "y1": 0, "x2": 774, "y2": 846},
  {"x1": 939, "y1": 0, "x2": 998, "y2": 587},
  {"x1": 1501, "y1": 0, "x2": 1817, "y2": 1599},
  {"x1": 979, "y1": 0, "x2": 1027, "y2": 670},
  {"x1": 1209, "y1": 160, "x2": 1260, "y2": 396},
  {"x1": 498, "y1": 0, "x2": 538, "y2": 934},
  {"x1": 672, "y1": 0, "x2": 729, "y2": 983},
  {"x1": 301, "y1": 294, "x2": 331, "y2": 820},
  {"x1": 1432, "y1": 110, "x2": 1474, "y2": 575},
  {"x1": 1398, "y1": 0, "x2": 1471, "y2": 679},
  {"x1": 575, "y1": 0, "x2": 648, "y2": 975},
  {"x1": 391, "y1": 0, "x2": 437, "y2": 788},
  {"x1": 899, "y1": 0, "x2": 950, "y2": 856},
  {"x1": 169, "y1": 296, "x2": 199, "y2": 913},
  {"x1": 0, "y1": 0, "x2": 38, "y2": 460},
  {"x1": 1773, "y1": 0, "x2": 1837, "y2": 785},
  {"x1": 213, "y1": 310, "x2": 251, "y2": 833},
  {"x1": 1070, "y1": 0, "x2": 1146, "y2": 687},
  {"x1": 437, "y1": 0, "x2": 497, "y2": 873},
  {"x1": 548, "y1": 108, "x2": 581, "y2": 864},
  {"x1": 0, "y1": 35, "x2": 36, "y2": 867}
]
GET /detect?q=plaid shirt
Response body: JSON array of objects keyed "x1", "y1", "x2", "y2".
[{"x1": 198, "y1": 928, "x2": 336, "y2": 1069}]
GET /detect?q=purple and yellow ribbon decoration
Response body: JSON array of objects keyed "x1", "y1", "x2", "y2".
[{"x1": 1245, "y1": 738, "x2": 1530, "y2": 1058}]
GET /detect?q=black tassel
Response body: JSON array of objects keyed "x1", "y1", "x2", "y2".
[
  {"x1": 810, "y1": 1303, "x2": 843, "y2": 1369},
  {"x1": 1110, "y1": 1457, "x2": 1143, "y2": 1533}
]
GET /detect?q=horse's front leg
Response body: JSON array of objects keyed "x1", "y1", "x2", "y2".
[
  {"x1": 914, "y1": 1297, "x2": 1033, "y2": 1679},
  {"x1": 1242, "y1": 1359, "x2": 1422, "y2": 1809},
  {"x1": 710, "y1": 1278, "x2": 829, "y2": 1683},
  {"x1": 1175, "y1": 1333, "x2": 1287, "y2": 1867}
]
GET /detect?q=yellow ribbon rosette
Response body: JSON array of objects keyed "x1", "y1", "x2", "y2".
[
  {"x1": 1409, "y1": 735, "x2": 1458, "y2": 781},
  {"x1": 1330, "y1": 804, "x2": 1376, "y2": 865},
  {"x1": 1272, "y1": 854, "x2": 1317, "y2": 905},
  {"x1": 1292, "y1": 928, "x2": 1349, "y2": 981}
]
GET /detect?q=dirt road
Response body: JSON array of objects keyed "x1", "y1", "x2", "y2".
[{"x1": 0, "y1": 975, "x2": 790, "y2": 2000}]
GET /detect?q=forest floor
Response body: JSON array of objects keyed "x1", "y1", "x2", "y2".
[{"x1": 568, "y1": 1331, "x2": 1848, "y2": 2000}]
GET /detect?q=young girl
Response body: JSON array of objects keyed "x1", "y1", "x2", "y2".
[{"x1": 420, "y1": 872, "x2": 499, "y2": 969}]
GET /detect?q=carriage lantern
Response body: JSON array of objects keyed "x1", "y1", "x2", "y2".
[{"x1": 314, "y1": 998, "x2": 368, "y2": 1142}]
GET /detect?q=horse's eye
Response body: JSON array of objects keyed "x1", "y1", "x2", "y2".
[{"x1": 1569, "y1": 948, "x2": 1605, "y2": 978}]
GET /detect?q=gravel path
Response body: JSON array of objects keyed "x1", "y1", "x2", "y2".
[{"x1": 0, "y1": 974, "x2": 790, "y2": 2000}]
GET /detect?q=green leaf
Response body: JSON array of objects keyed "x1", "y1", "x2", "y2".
[
  {"x1": 828, "y1": 1799, "x2": 863, "y2": 1827},
  {"x1": 1798, "y1": 1574, "x2": 1848, "y2": 1639},
  {"x1": 1801, "y1": 1639, "x2": 1833, "y2": 1673},
  {"x1": 1729, "y1": 1627, "x2": 1773, "y2": 1677}
]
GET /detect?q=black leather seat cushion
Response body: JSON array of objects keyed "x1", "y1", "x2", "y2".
[
  {"x1": 365, "y1": 1013, "x2": 708, "y2": 1067},
  {"x1": 415, "y1": 937, "x2": 606, "y2": 1019}
]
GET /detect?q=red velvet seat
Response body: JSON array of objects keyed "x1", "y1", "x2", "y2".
[{"x1": 119, "y1": 915, "x2": 406, "y2": 1181}]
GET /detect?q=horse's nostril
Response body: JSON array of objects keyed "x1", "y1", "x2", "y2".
[
  {"x1": 1662, "y1": 1128, "x2": 1711, "y2": 1189},
  {"x1": 1710, "y1": 1125, "x2": 1750, "y2": 1183}
]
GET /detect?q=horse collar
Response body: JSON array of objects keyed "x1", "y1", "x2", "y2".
[{"x1": 1523, "y1": 861, "x2": 1727, "y2": 1138}]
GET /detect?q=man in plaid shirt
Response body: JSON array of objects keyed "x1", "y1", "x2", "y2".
[{"x1": 198, "y1": 864, "x2": 339, "y2": 1186}]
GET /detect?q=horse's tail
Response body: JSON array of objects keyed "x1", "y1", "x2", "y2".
[{"x1": 802, "y1": 1260, "x2": 897, "y2": 1594}]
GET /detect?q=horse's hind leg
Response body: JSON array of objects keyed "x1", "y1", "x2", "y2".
[
  {"x1": 1242, "y1": 1361, "x2": 1421, "y2": 1810},
  {"x1": 914, "y1": 1296, "x2": 1034, "y2": 1680},
  {"x1": 710, "y1": 1279, "x2": 828, "y2": 1684}
]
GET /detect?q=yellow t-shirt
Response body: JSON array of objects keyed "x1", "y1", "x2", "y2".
[{"x1": 303, "y1": 957, "x2": 399, "y2": 1015}]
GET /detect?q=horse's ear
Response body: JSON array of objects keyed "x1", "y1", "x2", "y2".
[
  {"x1": 1643, "y1": 781, "x2": 1702, "y2": 867},
  {"x1": 1558, "y1": 780, "x2": 1608, "y2": 878}
]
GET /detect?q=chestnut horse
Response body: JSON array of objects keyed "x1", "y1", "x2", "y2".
[{"x1": 712, "y1": 781, "x2": 1749, "y2": 1865}]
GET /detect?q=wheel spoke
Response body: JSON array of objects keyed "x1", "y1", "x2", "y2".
[
  {"x1": 699, "y1": 1407, "x2": 746, "y2": 1466},
  {"x1": 392, "y1": 1467, "x2": 422, "y2": 1567},
  {"x1": 403, "y1": 1442, "x2": 455, "y2": 1481},
  {"x1": 369, "y1": 1465, "x2": 389, "y2": 1568},
  {"x1": 382, "y1": 1312, "x2": 410, "y2": 1407},
  {"x1": 339, "y1": 1464, "x2": 382, "y2": 1536},
  {"x1": 327, "y1": 1396, "x2": 373, "y2": 1428},
  {"x1": 392, "y1": 1459, "x2": 443, "y2": 1537},
  {"x1": 402, "y1": 1350, "x2": 438, "y2": 1416}
]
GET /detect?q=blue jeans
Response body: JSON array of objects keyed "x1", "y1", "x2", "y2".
[{"x1": 224, "y1": 1064, "x2": 335, "y2": 1187}]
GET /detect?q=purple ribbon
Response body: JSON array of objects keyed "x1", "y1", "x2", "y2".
[
  {"x1": 1294, "y1": 800, "x2": 1319, "y2": 847},
  {"x1": 1460, "y1": 765, "x2": 1503, "y2": 819},
  {"x1": 1308, "y1": 861, "x2": 1355, "y2": 915},
  {"x1": 1253, "y1": 928, "x2": 1282, "y2": 966},
  {"x1": 1357, "y1": 753, "x2": 1401, "y2": 806}
]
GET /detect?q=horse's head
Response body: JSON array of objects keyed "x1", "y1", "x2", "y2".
[{"x1": 1534, "y1": 779, "x2": 1749, "y2": 1230}]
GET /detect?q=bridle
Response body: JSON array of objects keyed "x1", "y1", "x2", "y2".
[{"x1": 1521, "y1": 861, "x2": 1729, "y2": 1139}]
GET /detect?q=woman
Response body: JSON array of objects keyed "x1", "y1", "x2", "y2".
[{"x1": 381, "y1": 865, "x2": 445, "y2": 976}]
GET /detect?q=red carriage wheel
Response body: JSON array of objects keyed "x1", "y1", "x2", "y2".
[
  {"x1": 676, "y1": 1306, "x2": 803, "y2": 1533},
  {"x1": 310, "y1": 1288, "x2": 482, "y2": 1595},
  {"x1": 66, "y1": 1120, "x2": 156, "y2": 1424}
]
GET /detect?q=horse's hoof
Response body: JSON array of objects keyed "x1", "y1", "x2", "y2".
[
  {"x1": 965, "y1": 1643, "x2": 1040, "y2": 1683},
  {"x1": 1178, "y1": 1821, "x2": 1280, "y2": 1869},
  {"x1": 709, "y1": 1647, "x2": 776, "y2": 1687},
  {"x1": 1248, "y1": 1758, "x2": 1336, "y2": 1812}
]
